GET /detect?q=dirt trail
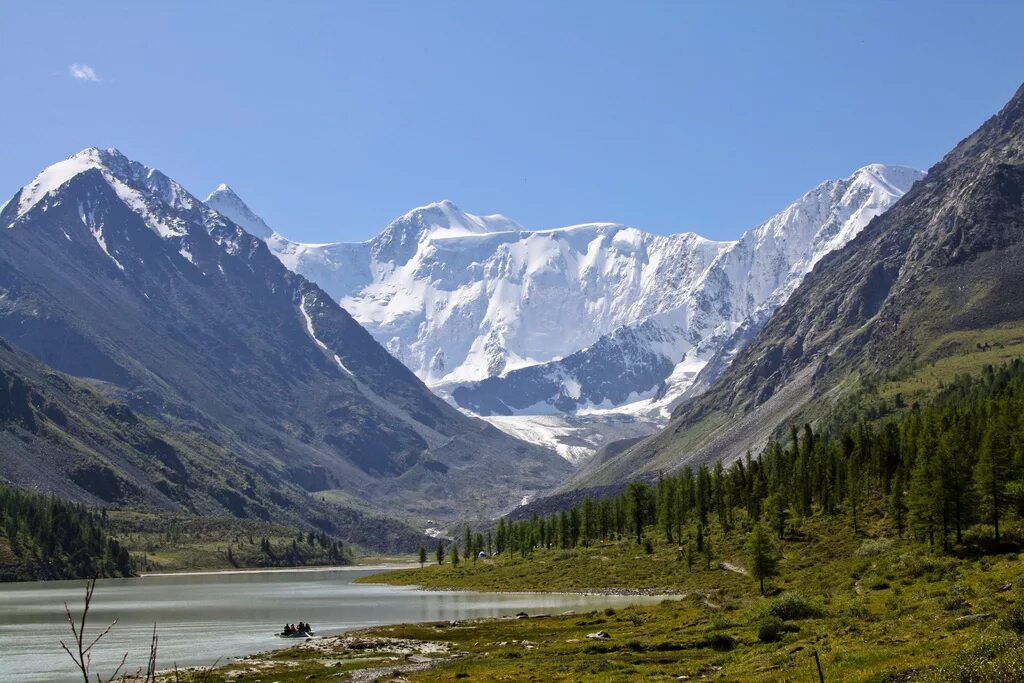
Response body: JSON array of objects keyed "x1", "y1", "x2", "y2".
[{"x1": 719, "y1": 561, "x2": 747, "y2": 575}]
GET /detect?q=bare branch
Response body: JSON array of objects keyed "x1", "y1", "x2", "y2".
[{"x1": 144, "y1": 623, "x2": 158, "y2": 683}]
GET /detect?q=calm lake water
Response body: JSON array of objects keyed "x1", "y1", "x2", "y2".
[{"x1": 0, "y1": 566, "x2": 668, "y2": 682}]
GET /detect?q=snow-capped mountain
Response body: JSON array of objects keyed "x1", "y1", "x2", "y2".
[
  {"x1": 205, "y1": 183, "x2": 273, "y2": 238},
  {"x1": 0, "y1": 148, "x2": 569, "y2": 525},
  {"x1": 208, "y1": 164, "x2": 922, "y2": 463},
  {"x1": 206, "y1": 192, "x2": 728, "y2": 387},
  {"x1": 451, "y1": 165, "x2": 924, "y2": 420}
]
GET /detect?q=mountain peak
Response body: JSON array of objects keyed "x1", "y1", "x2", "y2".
[
  {"x1": 849, "y1": 163, "x2": 925, "y2": 196},
  {"x1": 7, "y1": 147, "x2": 144, "y2": 226},
  {"x1": 204, "y1": 183, "x2": 274, "y2": 239}
]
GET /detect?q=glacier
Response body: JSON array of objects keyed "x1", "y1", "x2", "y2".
[{"x1": 206, "y1": 164, "x2": 923, "y2": 463}]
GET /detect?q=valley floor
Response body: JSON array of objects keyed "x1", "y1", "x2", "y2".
[{"x1": 164, "y1": 515, "x2": 1024, "y2": 682}]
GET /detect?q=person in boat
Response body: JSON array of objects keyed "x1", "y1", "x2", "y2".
[
  {"x1": 282, "y1": 624, "x2": 292, "y2": 636},
  {"x1": 304, "y1": 622, "x2": 313, "y2": 633},
  {"x1": 297, "y1": 621, "x2": 306, "y2": 633}
]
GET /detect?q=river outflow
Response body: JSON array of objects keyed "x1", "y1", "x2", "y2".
[{"x1": 0, "y1": 566, "x2": 668, "y2": 682}]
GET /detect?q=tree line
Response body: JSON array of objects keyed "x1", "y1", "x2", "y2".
[
  {"x1": 438, "y1": 360, "x2": 1024, "y2": 580},
  {"x1": 225, "y1": 530, "x2": 348, "y2": 568},
  {"x1": 0, "y1": 483, "x2": 134, "y2": 581}
]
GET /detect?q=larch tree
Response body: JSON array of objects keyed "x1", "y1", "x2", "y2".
[
  {"x1": 746, "y1": 523, "x2": 780, "y2": 595},
  {"x1": 974, "y1": 418, "x2": 1011, "y2": 546}
]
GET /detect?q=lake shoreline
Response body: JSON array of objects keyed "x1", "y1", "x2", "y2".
[
  {"x1": 3, "y1": 563, "x2": 664, "y2": 682},
  {"x1": 141, "y1": 562, "x2": 417, "y2": 578},
  {"x1": 356, "y1": 574, "x2": 686, "y2": 597}
]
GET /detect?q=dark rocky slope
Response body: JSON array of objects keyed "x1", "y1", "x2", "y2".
[
  {"x1": 0, "y1": 338, "x2": 427, "y2": 552},
  {"x1": 573, "y1": 81, "x2": 1024, "y2": 487},
  {"x1": 0, "y1": 149, "x2": 569, "y2": 527}
]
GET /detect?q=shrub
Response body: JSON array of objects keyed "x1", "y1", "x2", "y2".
[
  {"x1": 756, "y1": 616, "x2": 784, "y2": 643},
  {"x1": 603, "y1": 607, "x2": 616, "y2": 616},
  {"x1": 854, "y1": 538, "x2": 894, "y2": 557},
  {"x1": 918, "y1": 636, "x2": 1024, "y2": 682},
  {"x1": 844, "y1": 599, "x2": 872, "y2": 620},
  {"x1": 865, "y1": 575, "x2": 891, "y2": 590},
  {"x1": 767, "y1": 592, "x2": 823, "y2": 620},
  {"x1": 941, "y1": 583, "x2": 974, "y2": 612},
  {"x1": 894, "y1": 550, "x2": 958, "y2": 581},
  {"x1": 701, "y1": 632, "x2": 736, "y2": 651},
  {"x1": 1000, "y1": 604, "x2": 1024, "y2": 634}
]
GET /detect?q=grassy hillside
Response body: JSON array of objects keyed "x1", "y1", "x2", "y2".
[
  {"x1": 165, "y1": 513, "x2": 1024, "y2": 682},
  {"x1": 160, "y1": 359, "x2": 1024, "y2": 680},
  {"x1": 108, "y1": 511, "x2": 351, "y2": 572},
  {"x1": 0, "y1": 483, "x2": 134, "y2": 581},
  {"x1": 0, "y1": 486, "x2": 356, "y2": 581},
  {"x1": 571, "y1": 83, "x2": 1024, "y2": 488}
]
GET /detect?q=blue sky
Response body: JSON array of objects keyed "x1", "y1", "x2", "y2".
[{"x1": 2, "y1": 1, "x2": 1023, "y2": 243}]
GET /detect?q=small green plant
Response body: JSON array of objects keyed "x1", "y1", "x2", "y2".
[
  {"x1": 756, "y1": 616, "x2": 784, "y2": 643},
  {"x1": 940, "y1": 583, "x2": 973, "y2": 611},
  {"x1": 854, "y1": 538, "x2": 894, "y2": 557},
  {"x1": 919, "y1": 636, "x2": 1024, "y2": 682},
  {"x1": 767, "y1": 592, "x2": 823, "y2": 620},
  {"x1": 701, "y1": 632, "x2": 736, "y2": 651},
  {"x1": 1000, "y1": 604, "x2": 1024, "y2": 634}
]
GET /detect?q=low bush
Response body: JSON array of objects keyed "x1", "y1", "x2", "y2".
[
  {"x1": 767, "y1": 591, "x2": 823, "y2": 620},
  {"x1": 940, "y1": 583, "x2": 974, "y2": 612},
  {"x1": 700, "y1": 632, "x2": 736, "y2": 651},
  {"x1": 895, "y1": 551, "x2": 959, "y2": 581},
  {"x1": 756, "y1": 616, "x2": 784, "y2": 643},
  {"x1": 854, "y1": 538, "x2": 894, "y2": 557},
  {"x1": 919, "y1": 636, "x2": 1024, "y2": 682},
  {"x1": 1000, "y1": 604, "x2": 1024, "y2": 634}
]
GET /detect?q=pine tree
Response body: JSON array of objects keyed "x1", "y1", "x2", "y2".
[
  {"x1": 746, "y1": 523, "x2": 779, "y2": 595},
  {"x1": 451, "y1": 544, "x2": 460, "y2": 567},
  {"x1": 581, "y1": 495, "x2": 594, "y2": 547},
  {"x1": 496, "y1": 518, "x2": 507, "y2": 554},
  {"x1": 659, "y1": 476, "x2": 676, "y2": 543},
  {"x1": 909, "y1": 436, "x2": 941, "y2": 546},
  {"x1": 628, "y1": 481, "x2": 647, "y2": 544},
  {"x1": 765, "y1": 491, "x2": 788, "y2": 540},
  {"x1": 418, "y1": 544, "x2": 427, "y2": 568},
  {"x1": 435, "y1": 541, "x2": 445, "y2": 565},
  {"x1": 889, "y1": 470, "x2": 908, "y2": 538},
  {"x1": 975, "y1": 419, "x2": 1011, "y2": 546}
]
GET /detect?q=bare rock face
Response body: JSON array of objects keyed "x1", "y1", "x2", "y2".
[
  {"x1": 574, "y1": 82, "x2": 1024, "y2": 486},
  {"x1": 211, "y1": 165, "x2": 919, "y2": 463},
  {"x1": 0, "y1": 149, "x2": 570, "y2": 528}
]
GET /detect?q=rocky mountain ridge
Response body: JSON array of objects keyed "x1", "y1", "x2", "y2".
[
  {"x1": 215, "y1": 165, "x2": 921, "y2": 462},
  {"x1": 572, "y1": 81, "x2": 1024, "y2": 488},
  {"x1": 0, "y1": 148, "x2": 570, "y2": 528}
]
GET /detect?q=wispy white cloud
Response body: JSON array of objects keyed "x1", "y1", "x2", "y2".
[{"x1": 68, "y1": 63, "x2": 101, "y2": 83}]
